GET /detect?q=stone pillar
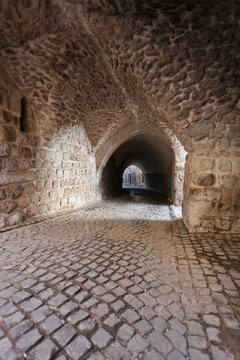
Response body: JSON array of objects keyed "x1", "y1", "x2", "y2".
[{"x1": 183, "y1": 149, "x2": 240, "y2": 233}]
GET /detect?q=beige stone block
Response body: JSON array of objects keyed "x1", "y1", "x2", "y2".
[
  {"x1": 38, "y1": 204, "x2": 47, "y2": 214},
  {"x1": 61, "y1": 198, "x2": 68, "y2": 207},
  {"x1": 0, "y1": 188, "x2": 6, "y2": 200},
  {"x1": 23, "y1": 183, "x2": 35, "y2": 195},
  {"x1": 37, "y1": 169, "x2": 47, "y2": 179},
  {"x1": 215, "y1": 218, "x2": 230, "y2": 231},
  {"x1": 72, "y1": 136, "x2": 77, "y2": 144},
  {"x1": 218, "y1": 158, "x2": 232, "y2": 172},
  {"x1": 235, "y1": 160, "x2": 240, "y2": 173},
  {"x1": 47, "y1": 200, "x2": 60, "y2": 211},
  {"x1": 231, "y1": 218, "x2": 240, "y2": 232},
  {"x1": 6, "y1": 184, "x2": 23, "y2": 199},
  {"x1": 22, "y1": 147, "x2": 32, "y2": 159},
  {"x1": 222, "y1": 189, "x2": 233, "y2": 202},
  {"x1": 61, "y1": 161, "x2": 68, "y2": 169},
  {"x1": 57, "y1": 169, "x2": 63, "y2": 178},
  {"x1": 192, "y1": 158, "x2": 215, "y2": 172},
  {"x1": 55, "y1": 151, "x2": 63, "y2": 161},
  {"x1": 70, "y1": 169, "x2": 76, "y2": 177},
  {"x1": 7, "y1": 210, "x2": 25, "y2": 226},
  {"x1": 0, "y1": 140, "x2": 10, "y2": 156},
  {"x1": 40, "y1": 148, "x2": 51, "y2": 160},
  {"x1": 201, "y1": 219, "x2": 214, "y2": 230},
  {"x1": 17, "y1": 196, "x2": 31, "y2": 209},
  {"x1": 39, "y1": 191, "x2": 49, "y2": 203},
  {"x1": 3, "y1": 159, "x2": 19, "y2": 172},
  {"x1": 52, "y1": 180, "x2": 59, "y2": 188},
  {"x1": 26, "y1": 205, "x2": 38, "y2": 217},
  {"x1": 0, "y1": 200, "x2": 17, "y2": 213},
  {"x1": 0, "y1": 216, "x2": 6, "y2": 228},
  {"x1": 44, "y1": 179, "x2": 52, "y2": 190},
  {"x1": 0, "y1": 125, "x2": 16, "y2": 142},
  {"x1": 31, "y1": 193, "x2": 40, "y2": 205},
  {"x1": 36, "y1": 180, "x2": 44, "y2": 192},
  {"x1": 190, "y1": 188, "x2": 202, "y2": 200},
  {"x1": 52, "y1": 161, "x2": 61, "y2": 169},
  {"x1": 203, "y1": 188, "x2": 222, "y2": 201},
  {"x1": 63, "y1": 169, "x2": 70, "y2": 177},
  {"x1": 18, "y1": 160, "x2": 32, "y2": 170},
  {"x1": 192, "y1": 173, "x2": 216, "y2": 187},
  {"x1": 233, "y1": 189, "x2": 240, "y2": 205},
  {"x1": 190, "y1": 200, "x2": 213, "y2": 215},
  {"x1": 217, "y1": 203, "x2": 232, "y2": 217},
  {"x1": 64, "y1": 188, "x2": 72, "y2": 197},
  {"x1": 47, "y1": 169, "x2": 56, "y2": 178},
  {"x1": 68, "y1": 178, "x2": 74, "y2": 186},
  {"x1": 188, "y1": 215, "x2": 202, "y2": 227},
  {"x1": 55, "y1": 189, "x2": 64, "y2": 198},
  {"x1": 42, "y1": 160, "x2": 51, "y2": 169},
  {"x1": 63, "y1": 152, "x2": 69, "y2": 161},
  {"x1": 221, "y1": 175, "x2": 239, "y2": 189}
]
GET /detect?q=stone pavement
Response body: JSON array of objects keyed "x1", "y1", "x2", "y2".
[{"x1": 0, "y1": 199, "x2": 239, "y2": 360}]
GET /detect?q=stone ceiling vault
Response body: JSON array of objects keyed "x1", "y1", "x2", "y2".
[{"x1": 0, "y1": 0, "x2": 239, "y2": 152}]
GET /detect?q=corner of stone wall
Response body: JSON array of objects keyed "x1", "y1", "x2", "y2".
[{"x1": 183, "y1": 148, "x2": 240, "y2": 233}]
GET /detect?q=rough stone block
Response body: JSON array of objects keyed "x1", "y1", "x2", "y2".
[
  {"x1": 0, "y1": 201, "x2": 17, "y2": 214},
  {"x1": 17, "y1": 196, "x2": 31, "y2": 209},
  {"x1": 192, "y1": 173, "x2": 216, "y2": 187},
  {"x1": 218, "y1": 158, "x2": 232, "y2": 172},
  {"x1": 203, "y1": 188, "x2": 222, "y2": 201},
  {"x1": 0, "y1": 140, "x2": 9, "y2": 156},
  {"x1": 190, "y1": 201, "x2": 213, "y2": 215},
  {"x1": 7, "y1": 210, "x2": 25, "y2": 226},
  {"x1": 231, "y1": 218, "x2": 240, "y2": 232},
  {"x1": 215, "y1": 218, "x2": 230, "y2": 231},
  {"x1": 0, "y1": 216, "x2": 6, "y2": 228},
  {"x1": 0, "y1": 188, "x2": 6, "y2": 200},
  {"x1": 0, "y1": 125, "x2": 16, "y2": 142}
]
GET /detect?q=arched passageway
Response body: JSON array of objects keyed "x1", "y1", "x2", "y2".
[
  {"x1": 122, "y1": 165, "x2": 145, "y2": 188},
  {"x1": 99, "y1": 132, "x2": 186, "y2": 206}
]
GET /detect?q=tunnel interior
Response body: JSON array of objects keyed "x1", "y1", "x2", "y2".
[{"x1": 100, "y1": 134, "x2": 174, "y2": 203}]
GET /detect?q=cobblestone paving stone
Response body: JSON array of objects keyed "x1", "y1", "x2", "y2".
[{"x1": 0, "y1": 199, "x2": 239, "y2": 359}]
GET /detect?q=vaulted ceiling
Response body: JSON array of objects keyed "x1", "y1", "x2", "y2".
[{"x1": 0, "y1": 0, "x2": 239, "y2": 151}]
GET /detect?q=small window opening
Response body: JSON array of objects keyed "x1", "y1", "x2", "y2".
[
  {"x1": 20, "y1": 97, "x2": 28, "y2": 132},
  {"x1": 122, "y1": 165, "x2": 144, "y2": 188}
]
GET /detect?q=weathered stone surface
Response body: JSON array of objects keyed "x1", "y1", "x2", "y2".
[
  {"x1": 7, "y1": 210, "x2": 25, "y2": 226},
  {"x1": 192, "y1": 174, "x2": 216, "y2": 187},
  {"x1": 0, "y1": 201, "x2": 17, "y2": 214},
  {"x1": 218, "y1": 158, "x2": 232, "y2": 172},
  {"x1": 0, "y1": 140, "x2": 10, "y2": 156}
]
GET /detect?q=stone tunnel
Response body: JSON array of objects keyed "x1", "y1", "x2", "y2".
[
  {"x1": 0, "y1": 0, "x2": 240, "y2": 233},
  {"x1": 0, "y1": 0, "x2": 239, "y2": 233},
  {"x1": 0, "y1": 1, "x2": 240, "y2": 359}
]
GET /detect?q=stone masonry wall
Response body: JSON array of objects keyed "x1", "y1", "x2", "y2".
[
  {"x1": 0, "y1": 100, "x2": 100, "y2": 229},
  {"x1": 183, "y1": 147, "x2": 240, "y2": 233}
]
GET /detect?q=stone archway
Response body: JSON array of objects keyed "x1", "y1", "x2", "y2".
[{"x1": 97, "y1": 126, "x2": 187, "y2": 207}]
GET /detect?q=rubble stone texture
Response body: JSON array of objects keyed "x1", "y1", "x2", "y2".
[
  {"x1": 0, "y1": 0, "x2": 239, "y2": 232},
  {"x1": 0, "y1": 201, "x2": 239, "y2": 359}
]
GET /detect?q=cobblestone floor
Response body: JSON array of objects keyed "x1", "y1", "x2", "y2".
[{"x1": 0, "y1": 199, "x2": 239, "y2": 360}]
